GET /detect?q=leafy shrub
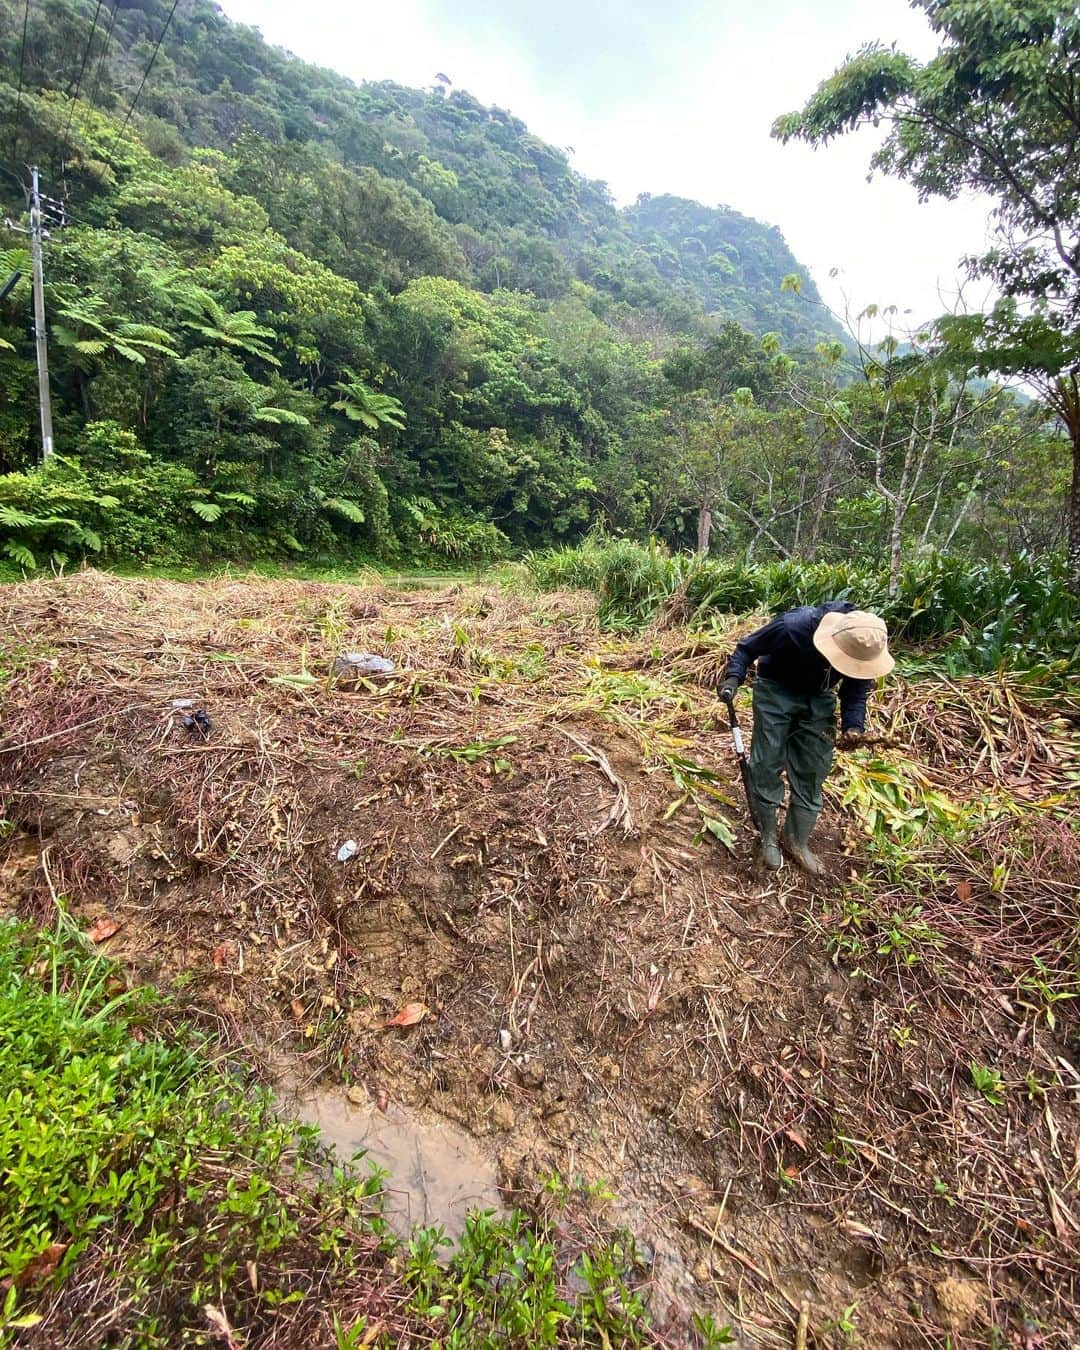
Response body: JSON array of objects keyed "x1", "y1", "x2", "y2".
[
  {"x1": 0, "y1": 424, "x2": 209, "y2": 571},
  {"x1": 0, "y1": 917, "x2": 309, "y2": 1293},
  {"x1": 401, "y1": 496, "x2": 512, "y2": 562},
  {"x1": 0, "y1": 426, "x2": 402, "y2": 572}
]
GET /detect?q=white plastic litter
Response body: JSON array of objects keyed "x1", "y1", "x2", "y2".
[{"x1": 336, "y1": 840, "x2": 359, "y2": 863}]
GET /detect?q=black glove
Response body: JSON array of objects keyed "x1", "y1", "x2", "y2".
[{"x1": 719, "y1": 676, "x2": 740, "y2": 704}]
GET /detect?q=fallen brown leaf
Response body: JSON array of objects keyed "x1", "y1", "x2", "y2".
[
  {"x1": 212, "y1": 943, "x2": 230, "y2": 969},
  {"x1": 385, "y1": 1001, "x2": 428, "y2": 1028},
  {"x1": 14, "y1": 1242, "x2": 67, "y2": 1288},
  {"x1": 784, "y1": 1128, "x2": 809, "y2": 1153},
  {"x1": 375, "y1": 1086, "x2": 389, "y2": 1112},
  {"x1": 955, "y1": 880, "x2": 973, "y2": 902},
  {"x1": 203, "y1": 1304, "x2": 239, "y2": 1348},
  {"x1": 87, "y1": 918, "x2": 121, "y2": 943},
  {"x1": 290, "y1": 998, "x2": 305, "y2": 1021}
]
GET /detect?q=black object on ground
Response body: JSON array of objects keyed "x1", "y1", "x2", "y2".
[{"x1": 181, "y1": 709, "x2": 212, "y2": 739}]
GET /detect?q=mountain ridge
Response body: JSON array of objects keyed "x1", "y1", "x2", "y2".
[{"x1": 98, "y1": 0, "x2": 842, "y2": 347}]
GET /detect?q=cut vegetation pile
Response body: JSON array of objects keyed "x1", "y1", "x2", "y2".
[{"x1": 0, "y1": 572, "x2": 1078, "y2": 1348}]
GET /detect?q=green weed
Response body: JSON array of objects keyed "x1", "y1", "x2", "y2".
[
  {"x1": 424, "y1": 735, "x2": 517, "y2": 771},
  {"x1": 970, "y1": 1062, "x2": 1006, "y2": 1106},
  {"x1": 1016, "y1": 957, "x2": 1079, "y2": 1031},
  {"x1": 540, "y1": 1171, "x2": 617, "y2": 1207},
  {"x1": 825, "y1": 894, "x2": 943, "y2": 970}
]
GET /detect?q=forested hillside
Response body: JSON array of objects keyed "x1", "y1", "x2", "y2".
[
  {"x1": 623, "y1": 194, "x2": 828, "y2": 347},
  {"x1": 0, "y1": 0, "x2": 1070, "y2": 573},
  {"x1": 31, "y1": 0, "x2": 835, "y2": 343}
]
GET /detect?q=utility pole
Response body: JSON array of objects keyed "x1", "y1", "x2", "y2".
[{"x1": 29, "y1": 166, "x2": 54, "y2": 458}]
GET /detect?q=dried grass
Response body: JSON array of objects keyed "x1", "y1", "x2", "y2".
[{"x1": 1, "y1": 570, "x2": 1078, "y2": 1346}]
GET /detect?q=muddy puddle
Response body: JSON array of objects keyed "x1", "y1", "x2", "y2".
[{"x1": 293, "y1": 1087, "x2": 504, "y2": 1241}]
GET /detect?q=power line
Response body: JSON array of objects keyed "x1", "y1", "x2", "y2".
[
  {"x1": 88, "y1": 0, "x2": 120, "y2": 112},
  {"x1": 60, "y1": 0, "x2": 106, "y2": 158},
  {"x1": 105, "y1": 0, "x2": 180, "y2": 164},
  {"x1": 11, "y1": 0, "x2": 31, "y2": 162}
]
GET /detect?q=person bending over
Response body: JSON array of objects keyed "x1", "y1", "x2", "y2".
[{"x1": 720, "y1": 602, "x2": 894, "y2": 875}]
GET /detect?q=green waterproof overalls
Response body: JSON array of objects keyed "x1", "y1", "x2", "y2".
[{"x1": 748, "y1": 676, "x2": 836, "y2": 843}]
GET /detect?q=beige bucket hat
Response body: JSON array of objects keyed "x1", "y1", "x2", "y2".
[{"x1": 813, "y1": 610, "x2": 895, "y2": 680}]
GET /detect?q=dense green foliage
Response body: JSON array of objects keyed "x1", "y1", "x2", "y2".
[
  {"x1": 774, "y1": 0, "x2": 1080, "y2": 586},
  {"x1": 0, "y1": 913, "x2": 712, "y2": 1345},
  {"x1": 0, "y1": 0, "x2": 1071, "y2": 577},
  {"x1": 529, "y1": 537, "x2": 1079, "y2": 674}
]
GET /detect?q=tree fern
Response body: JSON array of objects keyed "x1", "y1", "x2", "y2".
[
  {"x1": 251, "y1": 406, "x2": 310, "y2": 426},
  {"x1": 54, "y1": 297, "x2": 180, "y2": 367},
  {"x1": 331, "y1": 370, "x2": 407, "y2": 432},
  {"x1": 0, "y1": 247, "x2": 29, "y2": 278},
  {"x1": 0, "y1": 506, "x2": 40, "y2": 529},
  {"x1": 3, "y1": 541, "x2": 36, "y2": 570},
  {"x1": 122, "y1": 323, "x2": 176, "y2": 343},
  {"x1": 177, "y1": 290, "x2": 281, "y2": 366},
  {"x1": 322, "y1": 497, "x2": 366, "y2": 524}
]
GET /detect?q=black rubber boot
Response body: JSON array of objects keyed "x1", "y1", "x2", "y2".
[
  {"x1": 781, "y1": 806, "x2": 825, "y2": 877},
  {"x1": 757, "y1": 805, "x2": 782, "y2": 870}
]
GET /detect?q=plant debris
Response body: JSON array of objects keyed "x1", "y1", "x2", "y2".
[{"x1": 0, "y1": 570, "x2": 1078, "y2": 1346}]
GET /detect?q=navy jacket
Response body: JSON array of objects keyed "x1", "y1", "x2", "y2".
[{"x1": 726, "y1": 601, "x2": 872, "y2": 732}]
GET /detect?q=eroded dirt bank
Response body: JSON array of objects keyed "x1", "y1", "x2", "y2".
[{"x1": 1, "y1": 572, "x2": 1078, "y2": 1347}]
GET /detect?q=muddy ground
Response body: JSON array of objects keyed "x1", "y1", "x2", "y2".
[{"x1": 1, "y1": 572, "x2": 1078, "y2": 1348}]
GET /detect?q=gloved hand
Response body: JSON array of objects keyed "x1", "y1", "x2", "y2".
[
  {"x1": 837, "y1": 728, "x2": 866, "y2": 750},
  {"x1": 719, "y1": 676, "x2": 740, "y2": 705}
]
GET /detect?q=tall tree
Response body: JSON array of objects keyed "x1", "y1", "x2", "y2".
[{"x1": 773, "y1": 0, "x2": 1080, "y2": 588}]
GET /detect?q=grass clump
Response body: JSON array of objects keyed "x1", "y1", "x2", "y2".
[{"x1": 0, "y1": 914, "x2": 679, "y2": 1347}]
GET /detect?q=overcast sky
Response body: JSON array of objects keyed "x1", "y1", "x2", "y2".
[{"x1": 219, "y1": 0, "x2": 995, "y2": 330}]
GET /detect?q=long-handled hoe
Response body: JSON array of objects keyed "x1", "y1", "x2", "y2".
[{"x1": 724, "y1": 695, "x2": 763, "y2": 849}]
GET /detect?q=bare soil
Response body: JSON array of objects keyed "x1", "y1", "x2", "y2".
[{"x1": 1, "y1": 571, "x2": 1077, "y2": 1348}]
